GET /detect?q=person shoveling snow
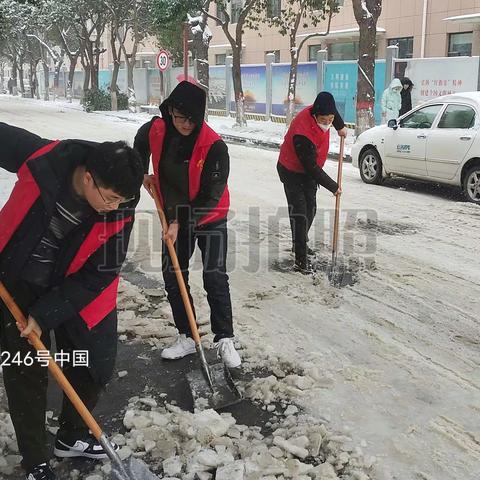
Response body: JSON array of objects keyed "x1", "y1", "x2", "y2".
[
  {"x1": 277, "y1": 92, "x2": 346, "y2": 275},
  {"x1": 0, "y1": 123, "x2": 154, "y2": 479}
]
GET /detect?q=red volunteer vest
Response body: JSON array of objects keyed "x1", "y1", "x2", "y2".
[
  {"x1": 148, "y1": 118, "x2": 230, "y2": 226},
  {"x1": 0, "y1": 142, "x2": 132, "y2": 330},
  {"x1": 278, "y1": 106, "x2": 330, "y2": 173}
]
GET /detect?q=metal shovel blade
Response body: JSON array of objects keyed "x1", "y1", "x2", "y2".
[
  {"x1": 187, "y1": 362, "x2": 243, "y2": 411},
  {"x1": 327, "y1": 262, "x2": 356, "y2": 288},
  {"x1": 111, "y1": 456, "x2": 161, "y2": 480}
]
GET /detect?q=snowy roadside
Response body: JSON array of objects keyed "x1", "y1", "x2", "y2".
[{"x1": 0, "y1": 94, "x2": 355, "y2": 159}]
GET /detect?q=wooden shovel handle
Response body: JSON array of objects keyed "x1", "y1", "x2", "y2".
[
  {"x1": 332, "y1": 136, "x2": 345, "y2": 257},
  {"x1": 147, "y1": 185, "x2": 202, "y2": 345},
  {"x1": 0, "y1": 281, "x2": 103, "y2": 440}
]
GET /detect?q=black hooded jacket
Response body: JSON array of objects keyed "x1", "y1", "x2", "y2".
[
  {"x1": 0, "y1": 123, "x2": 140, "y2": 384},
  {"x1": 400, "y1": 78, "x2": 414, "y2": 116},
  {"x1": 134, "y1": 81, "x2": 229, "y2": 225}
]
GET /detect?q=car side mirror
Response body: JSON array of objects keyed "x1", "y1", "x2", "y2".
[{"x1": 388, "y1": 119, "x2": 398, "y2": 130}]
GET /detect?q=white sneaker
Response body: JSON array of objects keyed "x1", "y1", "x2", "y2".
[
  {"x1": 216, "y1": 338, "x2": 241, "y2": 368},
  {"x1": 161, "y1": 334, "x2": 196, "y2": 360}
]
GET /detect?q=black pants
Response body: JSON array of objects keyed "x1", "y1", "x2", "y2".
[
  {"x1": 162, "y1": 219, "x2": 233, "y2": 342},
  {"x1": 0, "y1": 280, "x2": 102, "y2": 471},
  {"x1": 281, "y1": 173, "x2": 317, "y2": 264}
]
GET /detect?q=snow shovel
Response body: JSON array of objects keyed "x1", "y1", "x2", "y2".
[
  {"x1": 148, "y1": 184, "x2": 243, "y2": 411},
  {"x1": 326, "y1": 137, "x2": 354, "y2": 287},
  {"x1": 0, "y1": 282, "x2": 160, "y2": 480}
]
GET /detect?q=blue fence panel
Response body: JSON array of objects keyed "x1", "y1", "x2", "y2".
[
  {"x1": 271, "y1": 63, "x2": 317, "y2": 116},
  {"x1": 324, "y1": 60, "x2": 386, "y2": 124}
]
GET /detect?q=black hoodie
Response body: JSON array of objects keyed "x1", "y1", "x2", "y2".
[{"x1": 134, "y1": 81, "x2": 229, "y2": 225}]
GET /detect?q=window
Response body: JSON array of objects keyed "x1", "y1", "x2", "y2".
[
  {"x1": 231, "y1": 0, "x2": 243, "y2": 24},
  {"x1": 267, "y1": 0, "x2": 281, "y2": 18},
  {"x1": 400, "y1": 105, "x2": 443, "y2": 129},
  {"x1": 438, "y1": 104, "x2": 476, "y2": 129},
  {"x1": 329, "y1": 42, "x2": 359, "y2": 61},
  {"x1": 265, "y1": 50, "x2": 280, "y2": 62},
  {"x1": 308, "y1": 44, "x2": 323, "y2": 61},
  {"x1": 215, "y1": 54, "x2": 227, "y2": 65},
  {"x1": 388, "y1": 37, "x2": 414, "y2": 59},
  {"x1": 448, "y1": 32, "x2": 473, "y2": 57}
]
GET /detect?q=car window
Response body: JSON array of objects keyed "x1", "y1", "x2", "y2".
[
  {"x1": 437, "y1": 104, "x2": 476, "y2": 129},
  {"x1": 400, "y1": 105, "x2": 443, "y2": 129}
]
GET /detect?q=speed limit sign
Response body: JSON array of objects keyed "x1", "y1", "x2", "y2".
[{"x1": 156, "y1": 50, "x2": 170, "y2": 72}]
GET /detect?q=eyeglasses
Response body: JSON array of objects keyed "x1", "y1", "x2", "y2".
[
  {"x1": 172, "y1": 112, "x2": 195, "y2": 126},
  {"x1": 90, "y1": 173, "x2": 135, "y2": 206}
]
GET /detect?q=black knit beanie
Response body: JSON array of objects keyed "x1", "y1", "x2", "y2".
[{"x1": 311, "y1": 91, "x2": 337, "y2": 116}]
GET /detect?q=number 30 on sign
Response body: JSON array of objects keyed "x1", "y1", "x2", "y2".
[{"x1": 156, "y1": 50, "x2": 170, "y2": 72}]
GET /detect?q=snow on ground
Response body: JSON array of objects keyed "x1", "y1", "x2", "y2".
[
  {"x1": 0, "y1": 97, "x2": 479, "y2": 480},
  {"x1": 0, "y1": 94, "x2": 355, "y2": 156}
]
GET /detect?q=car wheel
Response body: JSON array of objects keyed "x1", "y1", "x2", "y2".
[
  {"x1": 463, "y1": 165, "x2": 480, "y2": 204},
  {"x1": 359, "y1": 148, "x2": 383, "y2": 185}
]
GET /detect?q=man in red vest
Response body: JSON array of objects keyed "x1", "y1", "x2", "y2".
[
  {"x1": 278, "y1": 92, "x2": 346, "y2": 274},
  {"x1": 0, "y1": 123, "x2": 144, "y2": 480},
  {"x1": 134, "y1": 81, "x2": 241, "y2": 369}
]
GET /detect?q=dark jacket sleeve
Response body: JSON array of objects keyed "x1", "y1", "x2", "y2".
[
  {"x1": 293, "y1": 135, "x2": 338, "y2": 193},
  {"x1": 29, "y1": 217, "x2": 134, "y2": 331},
  {"x1": 0, "y1": 123, "x2": 51, "y2": 173},
  {"x1": 190, "y1": 140, "x2": 229, "y2": 225},
  {"x1": 133, "y1": 121, "x2": 154, "y2": 174},
  {"x1": 333, "y1": 111, "x2": 345, "y2": 131}
]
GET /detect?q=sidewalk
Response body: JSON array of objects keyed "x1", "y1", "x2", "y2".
[
  {"x1": 95, "y1": 108, "x2": 355, "y2": 162},
  {"x1": 0, "y1": 95, "x2": 354, "y2": 161}
]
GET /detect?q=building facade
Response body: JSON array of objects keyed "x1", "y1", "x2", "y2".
[{"x1": 207, "y1": 0, "x2": 480, "y2": 65}]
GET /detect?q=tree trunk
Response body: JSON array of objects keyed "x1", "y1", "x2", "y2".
[
  {"x1": 110, "y1": 64, "x2": 120, "y2": 111},
  {"x1": 0, "y1": 62, "x2": 4, "y2": 91},
  {"x1": 54, "y1": 57, "x2": 64, "y2": 91},
  {"x1": 18, "y1": 64, "x2": 25, "y2": 94},
  {"x1": 231, "y1": 46, "x2": 245, "y2": 126},
  {"x1": 286, "y1": 42, "x2": 299, "y2": 126},
  {"x1": 68, "y1": 56, "x2": 78, "y2": 102},
  {"x1": 355, "y1": 19, "x2": 376, "y2": 134},
  {"x1": 83, "y1": 65, "x2": 90, "y2": 93},
  {"x1": 126, "y1": 59, "x2": 134, "y2": 91},
  {"x1": 11, "y1": 59, "x2": 18, "y2": 91},
  {"x1": 81, "y1": 53, "x2": 91, "y2": 98},
  {"x1": 29, "y1": 61, "x2": 35, "y2": 98},
  {"x1": 190, "y1": 14, "x2": 210, "y2": 94},
  {"x1": 85, "y1": 42, "x2": 98, "y2": 90},
  {"x1": 109, "y1": 24, "x2": 122, "y2": 111},
  {"x1": 34, "y1": 69, "x2": 40, "y2": 99},
  {"x1": 353, "y1": 0, "x2": 382, "y2": 135},
  {"x1": 91, "y1": 41, "x2": 102, "y2": 90},
  {"x1": 42, "y1": 61, "x2": 49, "y2": 101}
]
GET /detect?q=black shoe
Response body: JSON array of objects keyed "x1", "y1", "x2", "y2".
[
  {"x1": 54, "y1": 434, "x2": 118, "y2": 460},
  {"x1": 26, "y1": 463, "x2": 56, "y2": 480},
  {"x1": 294, "y1": 259, "x2": 314, "y2": 275}
]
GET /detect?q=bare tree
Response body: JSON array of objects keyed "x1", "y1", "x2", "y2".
[
  {"x1": 188, "y1": 6, "x2": 212, "y2": 94},
  {"x1": 352, "y1": 0, "x2": 382, "y2": 134},
  {"x1": 252, "y1": 0, "x2": 338, "y2": 125},
  {"x1": 202, "y1": 0, "x2": 259, "y2": 126},
  {"x1": 120, "y1": 0, "x2": 154, "y2": 101},
  {"x1": 26, "y1": 34, "x2": 65, "y2": 99}
]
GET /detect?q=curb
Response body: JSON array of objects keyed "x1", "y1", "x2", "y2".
[
  {"x1": 220, "y1": 132, "x2": 353, "y2": 163},
  {"x1": 93, "y1": 111, "x2": 353, "y2": 163}
]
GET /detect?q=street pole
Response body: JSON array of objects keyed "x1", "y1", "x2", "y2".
[
  {"x1": 183, "y1": 22, "x2": 189, "y2": 81},
  {"x1": 159, "y1": 69, "x2": 165, "y2": 104}
]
